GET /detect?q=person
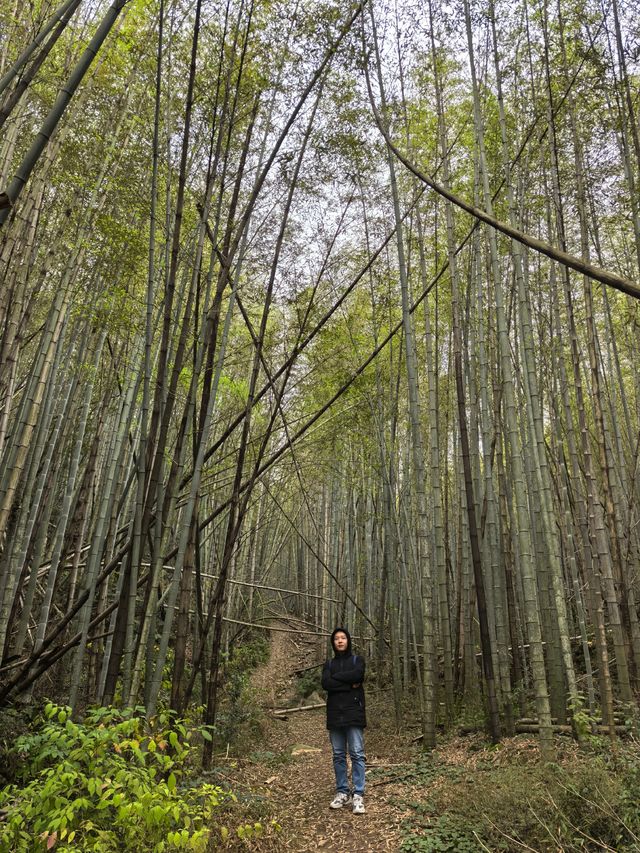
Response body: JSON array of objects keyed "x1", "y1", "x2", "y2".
[{"x1": 321, "y1": 626, "x2": 366, "y2": 815}]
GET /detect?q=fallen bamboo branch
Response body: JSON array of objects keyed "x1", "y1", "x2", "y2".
[
  {"x1": 293, "y1": 662, "x2": 323, "y2": 674},
  {"x1": 272, "y1": 702, "x2": 325, "y2": 715},
  {"x1": 222, "y1": 617, "x2": 331, "y2": 636},
  {"x1": 517, "y1": 716, "x2": 625, "y2": 725},
  {"x1": 157, "y1": 563, "x2": 341, "y2": 605},
  {"x1": 219, "y1": 614, "x2": 374, "y2": 641},
  {"x1": 411, "y1": 722, "x2": 629, "y2": 741},
  {"x1": 512, "y1": 724, "x2": 627, "y2": 736}
]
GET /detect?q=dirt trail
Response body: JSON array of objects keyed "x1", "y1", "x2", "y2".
[{"x1": 233, "y1": 625, "x2": 409, "y2": 851}]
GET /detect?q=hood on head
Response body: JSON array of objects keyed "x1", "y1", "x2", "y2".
[{"x1": 330, "y1": 626, "x2": 352, "y2": 656}]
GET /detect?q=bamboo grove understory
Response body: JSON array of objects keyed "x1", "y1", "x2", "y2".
[{"x1": 0, "y1": 0, "x2": 639, "y2": 763}]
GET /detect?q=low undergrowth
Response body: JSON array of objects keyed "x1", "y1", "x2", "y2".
[
  {"x1": 213, "y1": 634, "x2": 270, "y2": 751},
  {"x1": 293, "y1": 668, "x2": 322, "y2": 701},
  {"x1": 0, "y1": 703, "x2": 231, "y2": 852},
  {"x1": 0, "y1": 633, "x2": 279, "y2": 852},
  {"x1": 376, "y1": 735, "x2": 640, "y2": 852}
]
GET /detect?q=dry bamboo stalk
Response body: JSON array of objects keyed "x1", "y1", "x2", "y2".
[{"x1": 272, "y1": 702, "x2": 325, "y2": 715}]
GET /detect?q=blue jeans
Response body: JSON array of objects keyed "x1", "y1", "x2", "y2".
[{"x1": 329, "y1": 726, "x2": 365, "y2": 796}]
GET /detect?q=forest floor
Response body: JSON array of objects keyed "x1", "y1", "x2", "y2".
[
  {"x1": 213, "y1": 626, "x2": 640, "y2": 853},
  {"x1": 216, "y1": 623, "x2": 416, "y2": 851},
  {"x1": 204, "y1": 623, "x2": 640, "y2": 853}
]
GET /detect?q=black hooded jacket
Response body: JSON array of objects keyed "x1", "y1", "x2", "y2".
[{"x1": 321, "y1": 627, "x2": 366, "y2": 729}]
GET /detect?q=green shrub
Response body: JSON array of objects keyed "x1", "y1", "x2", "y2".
[
  {"x1": 213, "y1": 635, "x2": 270, "y2": 748},
  {"x1": 227, "y1": 636, "x2": 269, "y2": 674},
  {"x1": 0, "y1": 703, "x2": 231, "y2": 852}
]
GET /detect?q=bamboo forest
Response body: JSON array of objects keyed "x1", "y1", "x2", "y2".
[{"x1": 1, "y1": 0, "x2": 640, "y2": 849}]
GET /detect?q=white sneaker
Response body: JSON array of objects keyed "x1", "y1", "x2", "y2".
[
  {"x1": 329, "y1": 792, "x2": 352, "y2": 809},
  {"x1": 352, "y1": 794, "x2": 365, "y2": 814}
]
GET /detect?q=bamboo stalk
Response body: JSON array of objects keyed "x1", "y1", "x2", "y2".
[{"x1": 272, "y1": 702, "x2": 325, "y2": 715}]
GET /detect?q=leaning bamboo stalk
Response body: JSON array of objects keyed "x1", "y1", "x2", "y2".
[
  {"x1": 0, "y1": 0, "x2": 80, "y2": 100},
  {"x1": 142, "y1": 277, "x2": 239, "y2": 716},
  {"x1": 609, "y1": 0, "x2": 640, "y2": 177},
  {"x1": 143, "y1": 0, "x2": 204, "y2": 524},
  {"x1": 362, "y1": 223, "x2": 402, "y2": 713},
  {"x1": 0, "y1": 0, "x2": 128, "y2": 227},
  {"x1": 367, "y1": 7, "x2": 435, "y2": 746},
  {"x1": 364, "y1": 56, "x2": 640, "y2": 301},
  {"x1": 121, "y1": 0, "x2": 163, "y2": 705},
  {"x1": 0, "y1": 0, "x2": 84, "y2": 131},
  {"x1": 461, "y1": 0, "x2": 554, "y2": 753},
  {"x1": 31, "y1": 333, "x2": 103, "y2": 660},
  {"x1": 140, "y1": 181, "x2": 251, "y2": 704},
  {"x1": 0, "y1": 285, "x2": 68, "y2": 549},
  {"x1": 454, "y1": 724, "x2": 628, "y2": 736},
  {"x1": 397, "y1": 5, "x2": 453, "y2": 716},
  {"x1": 0, "y1": 535, "x2": 132, "y2": 704},
  {"x1": 0, "y1": 46, "x2": 133, "y2": 411},
  {"x1": 9, "y1": 333, "x2": 81, "y2": 658},
  {"x1": 496, "y1": 0, "x2": 579, "y2": 722},
  {"x1": 556, "y1": 1, "x2": 640, "y2": 683},
  {"x1": 0, "y1": 177, "x2": 45, "y2": 442},
  {"x1": 220, "y1": 617, "x2": 333, "y2": 637},
  {"x1": 201, "y1": 101, "x2": 330, "y2": 764},
  {"x1": 0, "y1": 325, "x2": 70, "y2": 655},
  {"x1": 68, "y1": 353, "x2": 141, "y2": 711},
  {"x1": 0, "y1": 75, "x2": 134, "y2": 547},
  {"x1": 539, "y1": 34, "x2": 632, "y2": 706}
]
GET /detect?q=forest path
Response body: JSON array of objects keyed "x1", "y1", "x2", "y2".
[{"x1": 232, "y1": 623, "x2": 409, "y2": 851}]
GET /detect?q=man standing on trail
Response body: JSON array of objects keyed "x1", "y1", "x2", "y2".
[{"x1": 321, "y1": 627, "x2": 366, "y2": 815}]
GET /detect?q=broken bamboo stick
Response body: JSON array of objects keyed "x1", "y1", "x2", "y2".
[{"x1": 272, "y1": 702, "x2": 325, "y2": 715}]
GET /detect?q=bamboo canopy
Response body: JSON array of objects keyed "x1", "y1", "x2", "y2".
[{"x1": 0, "y1": 0, "x2": 639, "y2": 767}]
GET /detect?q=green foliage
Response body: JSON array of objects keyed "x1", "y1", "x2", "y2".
[
  {"x1": 219, "y1": 818, "x2": 280, "y2": 846},
  {"x1": 449, "y1": 696, "x2": 489, "y2": 732},
  {"x1": 228, "y1": 635, "x2": 270, "y2": 673},
  {"x1": 0, "y1": 703, "x2": 232, "y2": 852},
  {"x1": 213, "y1": 635, "x2": 270, "y2": 748},
  {"x1": 235, "y1": 821, "x2": 263, "y2": 841},
  {"x1": 568, "y1": 694, "x2": 592, "y2": 740}
]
